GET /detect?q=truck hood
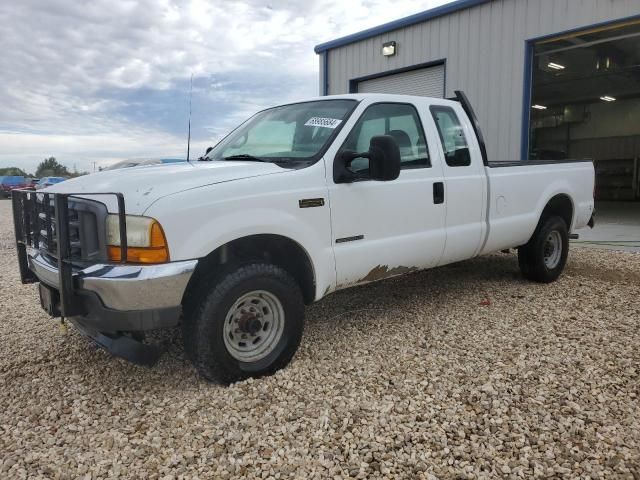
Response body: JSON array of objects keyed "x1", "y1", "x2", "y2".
[{"x1": 45, "y1": 161, "x2": 288, "y2": 213}]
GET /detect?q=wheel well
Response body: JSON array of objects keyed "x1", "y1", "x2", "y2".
[
  {"x1": 185, "y1": 234, "x2": 316, "y2": 305},
  {"x1": 540, "y1": 194, "x2": 573, "y2": 230}
]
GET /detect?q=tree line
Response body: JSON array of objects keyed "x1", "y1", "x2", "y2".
[{"x1": 0, "y1": 157, "x2": 88, "y2": 178}]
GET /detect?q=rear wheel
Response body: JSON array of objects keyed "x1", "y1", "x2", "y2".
[
  {"x1": 518, "y1": 215, "x2": 569, "y2": 283},
  {"x1": 182, "y1": 263, "x2": 304, "y2": 384}
]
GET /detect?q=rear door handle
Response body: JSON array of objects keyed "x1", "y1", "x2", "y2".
[{"x1": 433, "y1": 182, "x2": 444, "y2": 204}]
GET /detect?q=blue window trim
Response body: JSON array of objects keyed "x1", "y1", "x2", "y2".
[
  {"x1": 322, "y1": 51, "x2": 329, "y2": 96},
  {"x1": 520, "y1": 13, "x2": 640, "y2": 160},
  {"x1": 520, "y1": 41, "x2": 533, "y2": 161},
  {"x1": 314, "y1": 0, "x2": 491, "y2": 54},
  {"x1": 348, "y1": 59, "x2": 447, "y2": 96}
]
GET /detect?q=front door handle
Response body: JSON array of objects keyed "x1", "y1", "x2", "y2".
[{"x1": 433, "y1": 182, "x2": 444, "y2": 204}]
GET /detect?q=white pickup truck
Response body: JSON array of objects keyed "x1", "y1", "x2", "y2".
[{"x1": 12, "y1": 91, "x2": 595, "y2": 383}]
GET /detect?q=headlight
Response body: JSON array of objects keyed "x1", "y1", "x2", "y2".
[{"x1": 105, "y1": 214, "x2": 169, "y2": 264}]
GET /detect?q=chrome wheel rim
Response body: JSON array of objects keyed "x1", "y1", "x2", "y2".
[
  {"x1": 543, "y1": 230, "x2": 562, "y2": 269},
  {"x1": 223, "y1": 290, "x2": 285, "y2": 362}
]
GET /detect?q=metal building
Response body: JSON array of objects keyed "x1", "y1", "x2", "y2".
[{"x1": 315, "y1": 0, "x2": 640, "y2": 202}]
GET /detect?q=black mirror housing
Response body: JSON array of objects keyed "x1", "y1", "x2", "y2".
[
  {"x1": 333, "y1": 150, "x2": 359, "y2": 184},
  {"x1": 368, "y1": 135, "x2": 401, "y2": 181},
  {"x1": 333, "y1": 135, "x2": 401, "y2": 184}
]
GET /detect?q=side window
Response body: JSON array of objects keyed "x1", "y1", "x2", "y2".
[
  {"x1": 340, "y1": 103, "x2": 430, "y2": 171},
  {"x1": 430, "y1": 106, "x2": 471, "y2": 167}
]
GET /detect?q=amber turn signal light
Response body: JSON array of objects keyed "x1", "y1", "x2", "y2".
[{"x1": 106, "y1": 217, "x2": 169, "y2": 264}]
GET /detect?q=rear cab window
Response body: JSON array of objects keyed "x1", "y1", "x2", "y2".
[{"x1": 430, "y1": 106, "x2": 471, "y2": 167}]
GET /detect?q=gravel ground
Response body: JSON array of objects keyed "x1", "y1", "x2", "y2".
[{"x1": 1, "y1": 198, "x2": 639, "y2": 479}]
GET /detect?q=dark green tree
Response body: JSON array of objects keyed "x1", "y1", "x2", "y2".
[
  {"x1": 0, "y1": 167, "x2": 29, "y2": 176},
  {"x1": 35, "y1": 157, "x2": 70, "y2": 177}
]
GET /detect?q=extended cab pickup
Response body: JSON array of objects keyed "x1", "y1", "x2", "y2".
[{"x1": 12, "y1": 92, "x2": 595, "y2": 383}]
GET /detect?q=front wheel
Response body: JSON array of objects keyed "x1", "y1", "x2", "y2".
[
  {"x1": 183, "y1": 263, "x2": 305, "y2": 383},
  {"x1": 518, "y1": 215, "x2": 569, "y2": 283}
]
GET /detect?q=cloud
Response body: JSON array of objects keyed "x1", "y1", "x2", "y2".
[{"x1": 0, "y1": 0, "x2": 452, "y2": 173}]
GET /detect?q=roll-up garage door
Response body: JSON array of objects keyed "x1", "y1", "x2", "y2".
[{"x1": 356, "y1": 64, "x2": 445, "y2": 98}]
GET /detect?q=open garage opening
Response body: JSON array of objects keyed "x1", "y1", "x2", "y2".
[{"x1": 528, "y1": 20, "x2": 640, "y2": 217}]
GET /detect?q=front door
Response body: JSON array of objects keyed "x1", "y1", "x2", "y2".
[{"x1": 327, "y1": 101, "x2": 447, "y2": 288}]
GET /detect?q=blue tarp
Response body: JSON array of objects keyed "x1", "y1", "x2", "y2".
[{"x1": 0, "y1": 176, "x2": 25, "y2": 185}]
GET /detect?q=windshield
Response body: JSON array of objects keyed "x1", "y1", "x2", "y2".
[{"x1": 205, "y1": 99, "x2": 357, "y2": 163}]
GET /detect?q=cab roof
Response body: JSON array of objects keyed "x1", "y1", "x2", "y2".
[{"x1": 274, "y1": 93, "x2": 459, "y2": 108}]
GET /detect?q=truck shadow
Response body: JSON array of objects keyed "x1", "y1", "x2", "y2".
[
  {"x1": 306, "y1": 253, "x2": 523, "y2": 324},
  {"x1": 147, "y1": 253, "x2": 525, "y2": 380},
  {"x1": 67, "y1": 253, "x2": 526, "y2": 384},
  {"x1": 66, "y1": 249, "x2": 634, "y2": 386}
]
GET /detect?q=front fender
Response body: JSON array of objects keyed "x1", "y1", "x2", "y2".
[{"x1": 144, "y1": 170, "x2": 335, "y2": 301}]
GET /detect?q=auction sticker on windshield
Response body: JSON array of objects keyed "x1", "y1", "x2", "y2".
[{"x1": 304, "y1": 117, "x2": 342, "y2": 129}]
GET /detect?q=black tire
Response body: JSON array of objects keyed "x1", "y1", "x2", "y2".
[
  {"x1": 518, "y1": 215, "x2": 569, "y2": 283},
  {"x1": 182, "y1": 263, "x2": 304, "y2": 384}
]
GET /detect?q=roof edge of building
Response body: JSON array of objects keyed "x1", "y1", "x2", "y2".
[{"x1": 314, "y1": 0, "x2": 492, "y2": 54}]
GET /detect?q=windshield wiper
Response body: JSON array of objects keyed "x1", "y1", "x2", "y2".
[{"x1": 223, "y1": 154, "x2": 270, "y2": 162}]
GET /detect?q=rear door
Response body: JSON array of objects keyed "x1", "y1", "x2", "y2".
[
  {"x1": 429, "y1": 104, "x2": 487, "y2": 265},
  {"x1": 327, "y1": 100, "x2": 447, "y2": 287}
]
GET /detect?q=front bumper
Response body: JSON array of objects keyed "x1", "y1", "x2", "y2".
[{"x1": 27, "y1": 247, "x2": 197, "y2": 333}]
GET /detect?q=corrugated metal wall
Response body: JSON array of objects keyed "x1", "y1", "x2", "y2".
[{"x1": 322, "y1": 0, "x2": 640, "y2": 160}]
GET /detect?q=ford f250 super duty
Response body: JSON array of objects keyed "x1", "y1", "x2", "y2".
[{"x1": 12, "y1": 92, "x2": 595, "y2": 383}]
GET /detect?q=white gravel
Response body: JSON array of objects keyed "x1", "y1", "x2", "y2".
[{"x1": 1, "y1": 198, "x2": 639, "y2": 479}]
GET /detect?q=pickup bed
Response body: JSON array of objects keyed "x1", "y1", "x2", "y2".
[{"x1": 12, "y1": 91, "x2": 595, "y2": 383}]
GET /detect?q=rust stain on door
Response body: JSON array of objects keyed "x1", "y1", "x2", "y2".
[{"x1": 359, "y1": 265, "x2": 418, "y2": 283}]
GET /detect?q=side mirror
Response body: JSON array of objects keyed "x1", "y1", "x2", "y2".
[
  {"x1": 205, "y1": 146, "x2": 213, "y2": 155},
  {"x1": 368, "y1": 135, "x2": 401, "y2": 181},
  {"x1": 333, "y1": 135, "x2": 401, "y2": 184}
]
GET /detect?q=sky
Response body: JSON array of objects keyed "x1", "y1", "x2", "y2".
[{"x1": 0, "y1": 0, "x2": 452, "y2": 173}]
